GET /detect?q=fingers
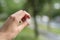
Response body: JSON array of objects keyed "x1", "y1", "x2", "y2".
[
  {"x1": 10, "y1": 11, "x2": 31, "y2": 37},
  {"x1": 10, "y1": 10, "x2": 30, "y2": 24},
  {"x1": 15, "y1": 11, "x2": 31, "y2": 32},
  {"x1": 8, "y1": 10, "x2": 31, "y2": 26},
  {"x1": 24, "y1": 11, "x2": 31, "y2": 19},
  {"x1": 10, "y1": 10, "x2": 25, "y2": 22},
  {"x1": 21, "y1": 11, "x2": 31, "y2": 22},
  {"x1": 0, "y1": 10, "x2": 25, "y2": 32}
]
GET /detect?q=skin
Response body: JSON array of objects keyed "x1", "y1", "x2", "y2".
[{"x1": 0, "y1": 10, "x2": 30, "y2": 40}]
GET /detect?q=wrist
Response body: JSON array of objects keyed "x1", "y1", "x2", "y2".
[
  {"x1": 0, "y1": 37, "x2": 12, "y2": 40},
  {"x1": 0, "y1": 38, "x2": 11, "y2": 40},
  {"x1": 0, "y1": 33, "x2": 12, "y2": 40}
]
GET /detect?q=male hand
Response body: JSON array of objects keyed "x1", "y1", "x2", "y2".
[{"x1": 0, "y1": 10, "x2": 30, "y2": 40}]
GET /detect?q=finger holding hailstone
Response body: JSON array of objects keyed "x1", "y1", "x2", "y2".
[{"x1": 10, "y1": 10, "x2": 30, "y2": 23}]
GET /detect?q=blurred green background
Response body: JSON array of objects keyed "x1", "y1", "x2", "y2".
[{"x1": 0, "y1": 0, "x2": 60, "y2": 40}]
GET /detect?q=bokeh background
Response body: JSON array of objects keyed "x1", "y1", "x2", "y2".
[{"x1": 0, "y1": 0, "x2": 60, "y2": 40}]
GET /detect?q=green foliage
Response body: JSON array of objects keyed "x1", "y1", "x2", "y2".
[
  {"x1": 14, "y1": 27, "x2": 35, "y2": 40},
  {"x1": 0, "y1": 0, "x2": 60, "y2": 19},
  {"x1": 0, "y1": 3, "x2": 3, "y2": 13},
  {"x1": 0, "y1": 0, "x2": 27, "y2": 15}
]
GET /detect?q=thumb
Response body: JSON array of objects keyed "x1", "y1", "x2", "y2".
[
  {"x1": 16, "y1": 21, "x2": 29, "y2": 33},
  {"x1": 11, "y1": 19, "x2": 30, "y2": 38}
]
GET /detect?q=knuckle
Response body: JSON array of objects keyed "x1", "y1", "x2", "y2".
[
  {"x1": 10, "y1": 15, "x2": 14, "y2": 18},
  {"x1": 9, "y1": 15, "x2": 17, "y2": 21}
]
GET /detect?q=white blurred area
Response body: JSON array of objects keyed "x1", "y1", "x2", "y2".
[
  {"x1": 42, "y1": 16, "x2": 49, "y2": 23},
  {"x1": 28, "y1": 15, "x2": 60, "y2": 29},
  {"x1": 54, "y1": 3, "x2": 60, "y2": 9},
  {"x1": 13, "y1": 0, "x2": 20, "y2": 3}
]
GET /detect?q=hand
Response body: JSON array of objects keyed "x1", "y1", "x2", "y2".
[{"x1": 0, "y1": 10, "x2": 30, "y2": 40}]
